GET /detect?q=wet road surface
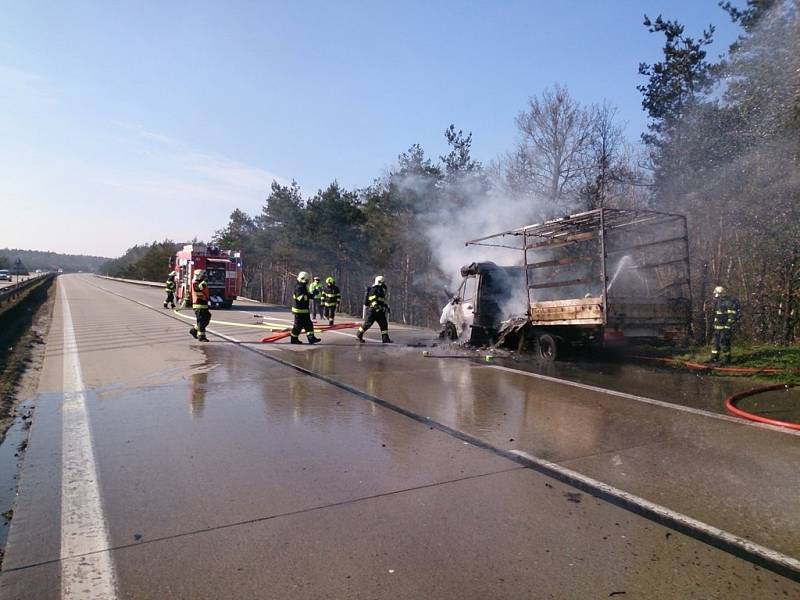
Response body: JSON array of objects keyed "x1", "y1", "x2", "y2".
[{"x1": 1, "y1": 274, "x2": 798, "y2": 599}]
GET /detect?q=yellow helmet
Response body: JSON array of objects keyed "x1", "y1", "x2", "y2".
[
  {"x1": 326, "y1": 276, "x2": 335, "y2": 285},
  {"x1": 713, "y1": 286, "x2": 725, "y2": 297}
]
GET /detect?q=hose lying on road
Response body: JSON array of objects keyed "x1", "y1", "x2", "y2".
[
  {"x1": 633, "y1": 355, "x2": 796, "y2": 375},
  {"x1": 260, "y1": 322, "x2": 361, "y2": 343},
  {"x1": 724, "y1": 384, "x2": 800, "y2": 431}
]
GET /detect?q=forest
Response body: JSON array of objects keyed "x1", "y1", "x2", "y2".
[{"x1": 104, "y1": 1, "x2": 799, "y2": 343}]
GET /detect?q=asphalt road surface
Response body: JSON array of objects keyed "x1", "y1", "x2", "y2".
[
  {"x1": 0, "y1": 274, "x2": 37, "y2": 290},
  {"x1": 2, "y1": 274, "x2": 798, "y2": 599}
]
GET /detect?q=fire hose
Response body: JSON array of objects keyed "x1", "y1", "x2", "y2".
[
  {"x1": 633, "y1": 355, "x2": 797, "y2": 375},
  {"x1": 260, "y1": 322, "x2": 361, "y2": 343},
  {"x1": 724, "y1": 383, "x2": 800, "y2": 430},
  {"x1": 633, "y1": 356, "x2": 799, "y2": 429}
]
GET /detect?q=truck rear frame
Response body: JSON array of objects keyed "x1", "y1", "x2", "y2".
[{"x1": 464, "y1": 208, "x2": 692, "y2": 359}]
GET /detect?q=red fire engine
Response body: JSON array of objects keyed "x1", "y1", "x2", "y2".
[{"x1": 171, "y1": 244, "x2": 242, "y2": 309}]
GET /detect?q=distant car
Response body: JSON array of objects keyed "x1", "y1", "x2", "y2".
[
  {"x1": 0, "y1": 270, "x2": 10, "y2": 281},
  {"x1": 35, "y1": 269, "x2": 42, "y2": 273}
]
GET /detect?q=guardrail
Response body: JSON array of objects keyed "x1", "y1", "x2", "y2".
[
  {"x1": 95, "y1": 275, "x2": 162, "y2": 288},
  {"x1": 0, "y1": 273, "x2": 55, "y2": 316},
  {"x1": 94, "y1": 275, "x2": 262, "y2": 303}
]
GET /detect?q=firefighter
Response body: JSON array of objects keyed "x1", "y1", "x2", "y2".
[
  {"x1": 357, "y1": 275, "x2": 392, "y2": 343},
  {"x1": 309, "y1": 276, "x2": 323, "y2": 321},
  {"x1": 290, "y1": 272, "x2": 321, "y2": 345},
  {"x1": 189, "y1": 270, "x2": 211, "y2": 342},
  {"x1": 163, "y1": 271, "x2": 176, "y2": 309},
  {"x1": 322, "y1": 276, "x2": 341, "y2": 326},
  {"x1": 709, "y1": 285, "x2": 740, "y2": 363}
]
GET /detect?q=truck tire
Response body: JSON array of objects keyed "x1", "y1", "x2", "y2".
[
  {"x1": 536, "y1": 333, "x2": 559, "y2": 361},
  {"x1": 442, "y1": 322, "x2": 459, "y2": 341}
]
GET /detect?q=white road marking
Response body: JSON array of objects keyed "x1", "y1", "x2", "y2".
[
  {"x1": 485, "y1": 364, "x2": 800, "y2": 437},
  {"x1": 59, "y1": 281, "x2": 118, "y2": 599},
  {"x1": 87, "y1": 278, "x2": 800, "y2": 577},
  {"x1": 509, "y1": 449, "x2": 800, "y2": 575}
]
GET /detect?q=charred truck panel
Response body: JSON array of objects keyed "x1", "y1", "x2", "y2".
[
  {"x1": 441, "y1": 262, "x2": 526, "y2": 345},
  {"x1": 451, "y1": 208, "x2": 691, "y2": 359}
]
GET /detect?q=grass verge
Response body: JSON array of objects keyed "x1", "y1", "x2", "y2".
[{"x1": 674, "y1": 344, "x2": 800, "y2": 385}]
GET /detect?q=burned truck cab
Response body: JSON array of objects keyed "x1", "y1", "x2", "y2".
[{"x1": 441, "y1": 262, "x2": 525, "y2": 345}]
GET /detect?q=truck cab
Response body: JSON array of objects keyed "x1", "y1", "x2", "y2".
[{"x1": 441, "y1": 262, "x2": 526, "y2": 345}]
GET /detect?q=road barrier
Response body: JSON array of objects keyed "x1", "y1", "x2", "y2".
[{"x1": 0, "y1": 273, "x2": 55, "y2": 317}]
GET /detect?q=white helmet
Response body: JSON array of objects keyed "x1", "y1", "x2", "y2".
[
  {"x1": 713, "y1": 285, "x2": 725, "y2": 297},
  {"x1": 193, "y1": 269, "x2": 205, "y2": 279},
  {"x1": 297, "y1": 271, "x2": 309, "y2": 283},
  {"x1": 374, "y1": 275, "x2": 385, "y2": 285}
]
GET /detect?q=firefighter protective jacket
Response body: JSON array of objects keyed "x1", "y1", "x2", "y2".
[
  {"x1": 192, "y1": 280, "x2": 210, "y2": 309},
  {"x1": 308, "y1": 281, "x2": 323, "y2": 300},
  {"x1": 365, "y1": 283, "x2": 388, "y2": 311},
  {"x1": 713, "y1": 296, "x2": 740, "y2": 330},
  {"x1": 165, "y1": 277, "x2": 176, "y2": 292},
  {"x1": 322, "y1": 284, "x2": 341, "y2": 308},
  {"x1": 292, "y1": 282, "x2": 310, "y2": 314}
]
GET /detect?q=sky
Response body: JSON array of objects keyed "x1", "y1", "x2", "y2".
[{"x1": 1, "y1": 1, "x2": 742, "y2": 258}]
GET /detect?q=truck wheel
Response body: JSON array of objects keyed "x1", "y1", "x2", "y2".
[
  {"x1": 443, "y1": 322, "x2": 458, "y2": 341},
  {"x1": 536, "y1": 333, "x2": 559, "y2": 361}
]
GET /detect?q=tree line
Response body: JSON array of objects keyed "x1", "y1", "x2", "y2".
[
  {"x1": 105, "y1": 0, "x2": 799, "y2": 343},
  {"x1": 0, "y1": 249, "x2": 109, "y2": 273}
]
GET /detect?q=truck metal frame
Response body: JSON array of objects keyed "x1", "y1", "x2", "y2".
[{"x1": 464, "y1": 208, "x2": 692, "y2": 358}]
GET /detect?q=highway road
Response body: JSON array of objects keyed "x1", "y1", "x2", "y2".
[
  {"x1": 0, "y1": 274, "x2": 37, "y2": 290},
  {"x1": 1, "y1": 274, "x2": 798, "y2": 599}
]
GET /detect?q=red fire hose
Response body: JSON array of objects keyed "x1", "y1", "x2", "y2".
[
  {"x1": 260, "y1": 322, "x2": 360, "y2": 343},
  {"x1": 724, "y1": 383, "x2": 800, "y2": 430},
  {"x1": 633, "y1": 355, "x2": 793, "y2": 375}
]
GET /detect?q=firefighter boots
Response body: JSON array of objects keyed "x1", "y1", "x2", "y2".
[
  {"x1": 290, "y1": 337, "x2": 303, "y2": 345},
  {"x1": 189, "y1": 328, "x2": 198, "y2": 339},
  {"x1": 382, "y1": 335, "x2": 393, "y2": 344},
  {"x1": 198, "y1": 335, "x2": 209, "y2": 343},
  {"x1": 308, "y1": 336, "x2": 321, "y2": 345},
  {"x1": 356, "y1": 332, "x2": 364, "y2": 343}
]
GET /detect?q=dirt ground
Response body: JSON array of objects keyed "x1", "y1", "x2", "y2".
[{"x1": 0, "y1": 278, "x2": 56, "y2": 444}]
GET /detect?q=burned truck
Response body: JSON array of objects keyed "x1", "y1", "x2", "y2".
[{"x1": 443, "y1": 208, "x2": 692, "y2": 360}]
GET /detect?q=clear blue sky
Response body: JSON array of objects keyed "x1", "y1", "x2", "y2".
[{"x1": 1, "y1": 1, "x2": 741, "y2": 257}]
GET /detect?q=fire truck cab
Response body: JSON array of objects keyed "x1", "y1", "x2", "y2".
[{"x1": 171, "y1": 244, "x2": 242, "y2": 309}]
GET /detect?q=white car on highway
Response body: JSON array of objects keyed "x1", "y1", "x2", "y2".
[{"x1": 0, "y1": 269, "x2": 10, "y2": 281}]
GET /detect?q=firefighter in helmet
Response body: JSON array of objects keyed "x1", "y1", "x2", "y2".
[
  {"x1": 189, "y1": 269, "x2": 211, "y2": 342},
  {"x1": 309, "y1": 276, "x2": 323, "y2": 321},
  {"x1": 357, "y1": 275, "x2": 392, "y2": 343},
  {"x1": 164, "y1": 271, "x2": 177, "y2": 309},
  {"x1": 322, "y1": 276, "x2": 341, "y2": 326},
  {"x1": 290, "y1": 272, "x2": 321, "y2": 345},
  {"x1": 709, "y1": 285, "x2": 740, "y2": 363}
]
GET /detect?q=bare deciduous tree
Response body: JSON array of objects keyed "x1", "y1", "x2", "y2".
[{"x1": 513, "y1": 84, "x2": 594, "y2": 208}]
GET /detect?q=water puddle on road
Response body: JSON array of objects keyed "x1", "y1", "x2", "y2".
[{"x1": 0, "y1": 401, "x2": 33, "y2": 553}]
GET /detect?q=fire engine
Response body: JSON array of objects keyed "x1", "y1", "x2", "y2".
[{"x1": 171, "y1": 244, "x2": 242, "y2": 309}]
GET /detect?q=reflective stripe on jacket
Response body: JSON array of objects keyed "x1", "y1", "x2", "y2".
[
  {"x1": 192, "y1": 280, "x2": 209, "y2": 308},
  {"x1": 322, "y1": 285, "x2": 341, "y2": 307},
  {"x1": 713, "y1": 296, "x2": 739, "y2": 330},
  {"x1": 365, "y1": 284, "x2": 387, "y2": 311},
  {"x1": 292, "y1": 283, "x2": 310, "y2": 314}
]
